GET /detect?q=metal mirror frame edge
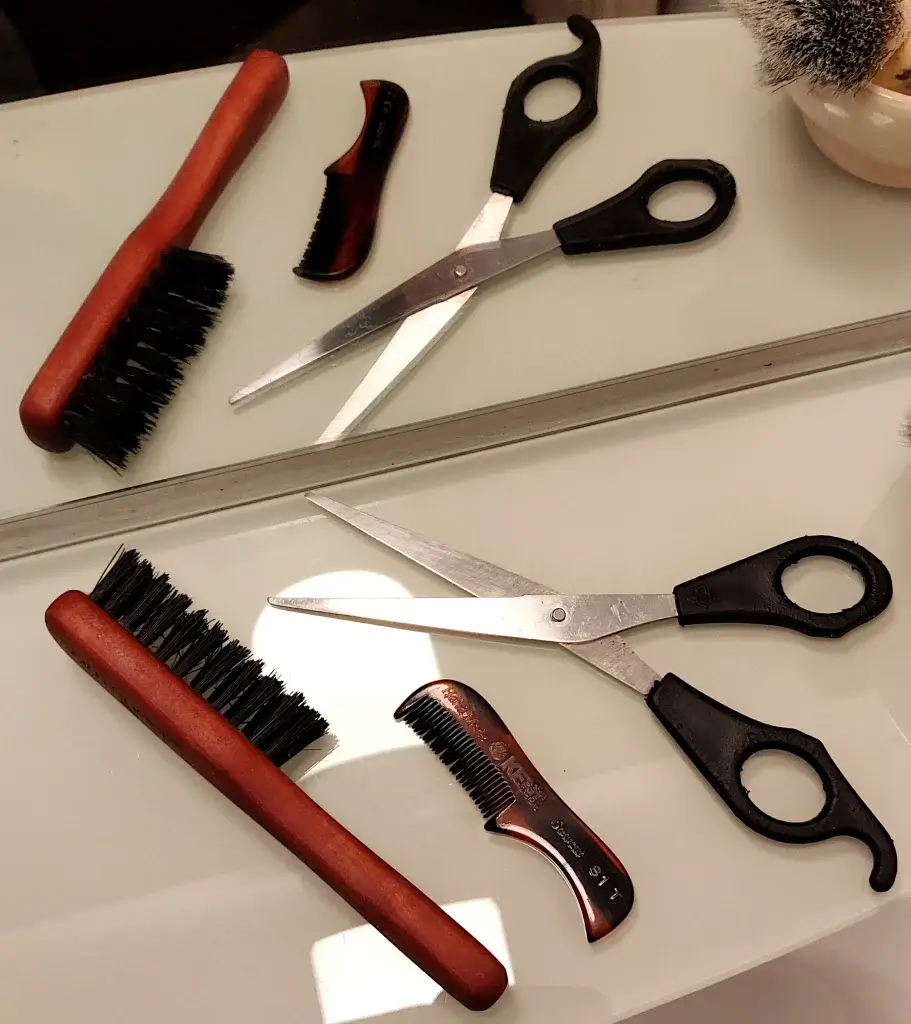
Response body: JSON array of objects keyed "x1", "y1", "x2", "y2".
[{"x1": 0, "y1": 308, "x2": 909, "y2": 565}]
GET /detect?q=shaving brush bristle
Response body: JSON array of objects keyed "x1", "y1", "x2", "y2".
[{"x1": 726, "y1": 0, "x2": 907, "y2": 93}]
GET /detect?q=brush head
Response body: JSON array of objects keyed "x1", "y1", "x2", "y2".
[
  {"x1": 90, "y1": 548, "x2": 327, "y2": 766},
  {"x1": 61, "y1": 248, "x2": 233, "y2": 470},
  {"x1": 396, "y1": 693, "x2": 515, "y2": 820},
  {"x1": 726, "y1": 0, "x2": 907, "y2": 92}
]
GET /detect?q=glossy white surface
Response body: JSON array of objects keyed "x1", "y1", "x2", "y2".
[
  {"x1": 630, "y1": 896, "x2": 911, "y2": 1024},
  {"x1": 6, "y1": 15, "x2": 911, "y2": 517},
  {"x1": 787, "y1": 80, "x2": 911, "y2": 188},
  {"x1": 2, "y1": 354, "x2": 911, "y2": 1022}
]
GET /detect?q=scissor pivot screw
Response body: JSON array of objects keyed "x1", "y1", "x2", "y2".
[
  {"x1": 551, "y1": 607, "x2": 567, "y2": 622},
  {"x1": 454, "y1": 264, "x2": 468, "y2": 278}
]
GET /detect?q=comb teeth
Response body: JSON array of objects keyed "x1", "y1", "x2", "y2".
[
  {"x1": 294, "y1": 175, "x2": 349, "y2": 280},
  {"x1": 90, "y1": 548, "x2": 328, "y2": 766},
  {"x1": 62, "y1": 247, "x2": 234, "y2": 470},
  {"x1": 398, "y1": 695, "x2": 514, "y2": 820}
]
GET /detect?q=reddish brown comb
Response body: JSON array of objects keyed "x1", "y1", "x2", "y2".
[
  {"x1": 396, "y1": 680, "x2": 635, "y2": 942},
  {"x1": 294, "y1": 80, "x2": 409, "y2": 281}
]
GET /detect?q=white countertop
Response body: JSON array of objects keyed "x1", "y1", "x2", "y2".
[
  {"x1": 3, "y1": 13, "x2": 911, "y2": 519},
  {"x1": 4, "y1": 13, "x2": 911, "y2": 1024},
  {"x1": 631, "y1": 895, "x2": 911, "y2": 1024},
  {"x1": 3, "y1": 351, "x2": 911, "y2": 1022}
]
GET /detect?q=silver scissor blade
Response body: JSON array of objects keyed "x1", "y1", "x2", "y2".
[
  {"x1": 306, "y1": 493, "x2": 661, "y2": 695},
  {"x1": 229, "y1": 263, "x2": 464, "y2": 407},
  {"x1": 448, "y1": 229, "x2": 559, "y2": 286},
  {"x1": 229, "y1": 193, "x2": 517, "y2": 405},
  {"x1": 318, "y1": 192, "x2": 515, "y2": 442},
  {"x1": 268, "y1": 593, "x2": 678, "y2": 643},
  {"x1": 317, "y1": 232, "x2": 558, "y2": 442},
  {"x1": 307, "y1": 493, "x2": 531, "y2": 596},
  {"x1": 317, "y1": 290, "x2": 478, "y2": 441}
]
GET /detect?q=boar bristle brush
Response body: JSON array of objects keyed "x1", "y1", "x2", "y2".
[
  {"x1": 20, "y1": 50, "x2": 289, "y2": 469},
  {"x1": 45, "y1": 548, "x2": 508, "y2": 1011}
]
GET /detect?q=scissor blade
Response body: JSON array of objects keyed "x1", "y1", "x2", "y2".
[
  {"x1": 270, "y1": 595, "x2": 573, "y2": 641},
  {"x1": 229, "y1": 265, "x2": 463, "y2": 407},
  {"x1": 307, "y1": 493, "x2": 540, "y2": 596},
  {"x1": 230, "y1": 194, "x2": 514, "y2": 409},
  {"x1": 317, "y1": 192, "x2": 515, "y2": 441},
  {"x1": 269, "y1": 593, "x2": 678, "y2": 643},
  {"x1": 306, "y1": 494, "x2": 660, "y2": 695}
]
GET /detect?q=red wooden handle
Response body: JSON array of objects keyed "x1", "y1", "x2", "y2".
[
  {"x1": 21, "y1": 49, "x2": 290, "y2": 454},
  {"x1": 45, "y1": 592, "x2": 508, "y2": 1012}
]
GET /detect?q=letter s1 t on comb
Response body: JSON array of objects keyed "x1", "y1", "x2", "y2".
[{"x1": 396, "y1": 679, "x2": 635, "y2": 941}]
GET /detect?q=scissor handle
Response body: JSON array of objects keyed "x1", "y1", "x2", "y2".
[
  {"x1": 490, "y1": 15, "x2": 601, "y2": 202},
  {"x1": 647, "y1": 673, "x2": 897, "y2": 893},
  {"x1": 553, "y1": 159, "x2": 737, "y2": 256},
  {"x1": 673, "y1": 535, "x2": 893, "y2": 639}
]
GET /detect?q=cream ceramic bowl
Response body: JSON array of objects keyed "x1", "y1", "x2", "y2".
[{"x1": 788, "y1": 80, "x2": 911, "y2": 188}]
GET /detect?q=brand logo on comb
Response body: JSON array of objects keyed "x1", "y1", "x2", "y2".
[
  {"x1": 497, "y1": 753, "x2": 547, "y2": 812},
  {"x1": 443, "y1": 684, "x2": 489, "y2": 742}
]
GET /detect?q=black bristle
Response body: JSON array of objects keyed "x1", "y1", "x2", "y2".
[
  {"x1": 398, "y1": 695, "x2": 514, "y2": 821},
  {"x1": 89, "y1": 548, "x2": 328, "y2": 767},
  {"x1": 294, "y1": 176, "x2": 347, "y2": 279},
  {"x1": 62, "y1": 247, "x2": 234, "y2": 471}
]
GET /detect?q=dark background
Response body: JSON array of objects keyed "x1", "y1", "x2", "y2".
[{"x1": 0, "y1": 1, "x2": 715, "y2": 103}]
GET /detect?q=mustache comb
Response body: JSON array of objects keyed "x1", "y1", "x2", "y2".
[{"x1": 395, "y1": 679, "x2": 635, "y2": 942}]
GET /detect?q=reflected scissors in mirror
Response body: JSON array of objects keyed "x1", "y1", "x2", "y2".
[
  {"x1": 270, "y1": 494, "x2": 897, "y2": 893},
  {"x1": 230, "y1": 17, "x2": 737, "y2": 443}
]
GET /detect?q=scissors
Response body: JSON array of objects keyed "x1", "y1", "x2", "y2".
[
  {"x1": 230, "y1": 18, "x2": 737, "y2": 441},
  {"x1": 270, "y1": 494, "x2": 897, "y2": 892}
]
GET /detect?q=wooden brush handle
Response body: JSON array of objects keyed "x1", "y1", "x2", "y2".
[
  {"x1": 45, "y1": 592, "x2": 508, "y2": 1012},
  {"x1": 21, "y1": 49, "x2": 289, "y2": 454}
]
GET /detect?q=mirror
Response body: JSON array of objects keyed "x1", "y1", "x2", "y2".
[{"x1": 4, "y1": 2, "x2": 911, "y2": 544}]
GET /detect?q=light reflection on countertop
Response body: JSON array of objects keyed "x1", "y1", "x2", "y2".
[
  {"x1": 252, "y1": 570, "x2": 440, "y2": 776},
  {"x1": 252, "y1": 572, "x2": 515, "y2": 1024},
  {"x1": 311, "y1": 897, "x2": 514, "y2": 1024}
]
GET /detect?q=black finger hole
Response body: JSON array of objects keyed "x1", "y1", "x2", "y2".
[
  {"x1": 781, "y1": 556, "x2": 866, "y2": 614},
  {"x1": 647, "y1": 180, "x2": 716, "y2": 223},
  {"x1": 523, "y1": 78, "x2": 582, "y2": 122},
  {"x1": 741, "y1": 750, "x2": 827, "y2": 822}
]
